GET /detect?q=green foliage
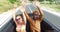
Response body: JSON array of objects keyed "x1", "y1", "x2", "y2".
[
  {"x1": 39, "y1": 0, "x2": 44, "y2": 2},
  {"x1": 29, "y1": 0, "x2": 33, "y2": 1},
  {"x1": 41, "y1": 4, "x2": 60, "y2": 12},
  {"x1": 29, "y1": 0, "x2": 44, "y2": 2},
  {"x1": 49, "y1": 0, "x2": 54, "y2": 4},
  {"x1": 8, "y1": 0, "x2": 16, "y2": 4},
  {"x1": 48, "y1": 0, "x2": 54, "y2": 3}
]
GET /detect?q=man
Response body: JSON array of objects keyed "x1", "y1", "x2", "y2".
[{"x1": 20, "y1": 0, "x2": 44, "y2": 32}]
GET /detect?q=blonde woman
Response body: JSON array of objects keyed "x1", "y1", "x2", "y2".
[{"x1": 13, "y1": 11, "x2": 26, "y2": 32}]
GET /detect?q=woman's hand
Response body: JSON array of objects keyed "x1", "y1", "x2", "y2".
[
  {"x1": 20, "y1": 0, "x2": 26, "y2": 13},
  {"x1": 20, "y1": 6, "x2": 26, "y2": 13},
  {"x1": 21, "y1": 0, "x2": 26, "y2": 8}
]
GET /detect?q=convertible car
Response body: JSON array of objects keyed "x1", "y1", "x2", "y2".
[
  {"x1": 0, "y1": 14, "x2": 59, "y2": 32},
  {"x1": 0, "y1": 4, "x2": 60, "y2": 32}
]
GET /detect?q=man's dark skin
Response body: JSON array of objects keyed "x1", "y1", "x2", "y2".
[{"x1": 20, "y1": 0, "x2": 44, "y2": 32}]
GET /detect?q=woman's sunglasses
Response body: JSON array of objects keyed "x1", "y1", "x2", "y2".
[{"x1": 16, "y1": 18, "x2": 21, "y2": 21}]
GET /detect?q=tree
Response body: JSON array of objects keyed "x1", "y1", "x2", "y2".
[
  {"x1": 46, "y1": 0, "x2": 54, "y2": 4},
  {"x1": 39, "y1": 0, "x2": 44, "y2": 2},
  {"x1": 8, "y1": 0, "x2": 16, "y2": 4},
  {"x1": 29, "y1": 0, "x2": 44, "y2": 2}
]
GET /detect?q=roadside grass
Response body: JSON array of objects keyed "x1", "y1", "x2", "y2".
[
  {"x1": 0, "y1": 0, "x2": 60, "y2": 14},
  {"x1": 0, "y1": 0, "x2": 13, "y2": 13},
  {"x1": 41, "y1": 3, "x2": 60, "y2": 12},
  {"x1": 0, "y1": 3, "x2": 13, "y2": 13},
  {"x1": 0, "y1": 0, "x2": 20, "y2": 14}
]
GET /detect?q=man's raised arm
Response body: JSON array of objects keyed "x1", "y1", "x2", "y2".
[
  {"x1": 37, "y1": 6, "x2": 44, "y2": 22},
  {"x1": 34, "y1": 0, "x2": 44, "y2": 22}
]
